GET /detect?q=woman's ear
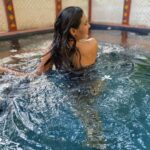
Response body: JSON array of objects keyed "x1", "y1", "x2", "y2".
[{"x1": 69, "y1": 27, "x2": 77, "y2": 37}]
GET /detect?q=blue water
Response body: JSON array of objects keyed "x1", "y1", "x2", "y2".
[{"x1": 0, "y1": 42, "x2": 150, "y2": 150}]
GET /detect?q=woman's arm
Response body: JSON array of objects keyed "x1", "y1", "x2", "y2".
[
  {"x1": 0, "y1": 66, "x2": 28, "y2": 76},
  {"x1": 0, "y1": 51, "x2": 53, "y2": 77},
  {"x1": 34, "y1": 51, "x2": 53, "y2": 75}
]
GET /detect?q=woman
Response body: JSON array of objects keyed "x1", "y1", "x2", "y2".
[
  {"x1": 0, "y1": 7, "x2": 106, "y2": 149},
  {"x1": 0, "y1": 6, "x2": 98, "y2": 76}
]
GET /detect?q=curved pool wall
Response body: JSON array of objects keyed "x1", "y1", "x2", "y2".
[
  {"x1": 0, "y1": 0, "x2": 150, "y2": 40},
  {"x1": 0, "y1": 30, "x2": 150, "y2": 150}
]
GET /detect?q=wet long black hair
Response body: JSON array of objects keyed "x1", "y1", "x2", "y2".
[{"x1": 45, "y1": 6, "x2": 83, "y2": 71}]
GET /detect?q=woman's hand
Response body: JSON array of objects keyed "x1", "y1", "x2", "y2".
[{"x1": 0, "y1": 66, "x2": 5, "y2": 74}]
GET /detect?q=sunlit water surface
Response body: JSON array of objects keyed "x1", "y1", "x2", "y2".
[{"x1": 0, "y1": 41, "x2": 150, "y2": 150}]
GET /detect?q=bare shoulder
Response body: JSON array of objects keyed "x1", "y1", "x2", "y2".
[
  {"x1": 87, "y1": 38, "x2": 98, "y2": 50},
  {"x1": 78, "y1": 37, "x2": 97, "y2": 45},
  {"x1": 77, "y1": 38, "x2": 98, "y2": 54},
  {"x1": 75, "y1": 38, "x2": 98, "y2": 68},
  {"x1": 86, "y1": 37, "x2": 98, "y2": 44}
]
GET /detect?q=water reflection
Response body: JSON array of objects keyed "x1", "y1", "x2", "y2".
[
  {"x1": 57, "y1": 69, "x2": 106, "y2": 149},
  {"x1": 70, "y1": 83, "x2": 106, "y2": 149},
  {"x1": 121, "y1": 31, "x2": 128, "y2": 47},
  {"x1": 10, "y1": 39, "x2": 20, "y2": 50},
  {"x1": 0, "y1": 67, "x2": 107, "y2": 149}
]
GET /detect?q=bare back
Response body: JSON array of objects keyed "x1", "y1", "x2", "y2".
[{"x1": 72, "y1": 38, "x2": 98, "y2": 69}]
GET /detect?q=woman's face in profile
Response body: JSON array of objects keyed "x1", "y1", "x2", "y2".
[{"x1": 74, "y1": 14, "x2": 90, "y2": 40}]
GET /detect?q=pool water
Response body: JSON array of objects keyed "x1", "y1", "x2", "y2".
[{"x1": 0, "y1": 40, "x2": 150, "y2": 150}]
